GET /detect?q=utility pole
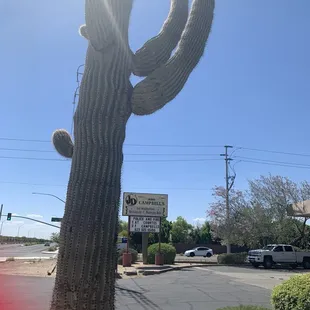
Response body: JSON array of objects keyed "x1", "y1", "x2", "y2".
[{"x1": 221, "y1": 145, "x2": 233, "y2": 254}]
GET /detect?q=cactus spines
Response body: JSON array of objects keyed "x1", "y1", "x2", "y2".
[
  {"x1": 51, "y1": 1, "x2": 214, "y2": 309},
  {"x1": 52, "y1": 129, "x2": 74, "y2": 158}
]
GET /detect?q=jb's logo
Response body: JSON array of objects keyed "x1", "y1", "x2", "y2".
[{"x1": 125, "y1": 194, "x2": 137, "y2": 206}]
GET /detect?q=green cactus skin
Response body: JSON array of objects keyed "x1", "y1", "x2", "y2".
[{"x1": 51, "y1": 1, "x2": 215, "y2": 309}]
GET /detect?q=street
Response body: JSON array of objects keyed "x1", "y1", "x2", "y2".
[
  {"x1": 0, "y1": 266, "x2": 272, "y2": 309},
  {"x1": 0, "y1": 244, "x2": 56, "y2": 258}
]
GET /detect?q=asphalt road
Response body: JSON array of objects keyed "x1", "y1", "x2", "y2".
[
  {"x1": 0, "y1": 244, "x2": 56, "y2": 258},
  {"x1": 0, "y1": 267, "x2": 272, "y2": 309}
]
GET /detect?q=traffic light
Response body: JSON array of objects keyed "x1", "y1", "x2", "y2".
[{"x1": 7, "y1": 213, "x2": 12, "y2": 221}]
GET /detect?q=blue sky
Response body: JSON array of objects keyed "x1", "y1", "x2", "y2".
[{"x1": 1, "y1": 0, "x2": 310, "y2": 238}]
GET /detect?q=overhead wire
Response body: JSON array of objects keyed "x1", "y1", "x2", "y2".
[
  {"x1": 234, "y1": 156, "x2": 310, "y2": 168},
  {"x1": 0, "y1": 181, "x2": 211, "y2": 191},
  {"x1": 0, "y1": 155, "x2": 222, "y2": 163}
]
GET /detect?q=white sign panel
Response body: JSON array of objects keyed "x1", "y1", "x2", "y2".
[
  {"x1": 122, "y1": 192, "x2": 168, "y2": 217},
  {"x1": 130, "y1": 216, "x2": 160, "y2": 233}
]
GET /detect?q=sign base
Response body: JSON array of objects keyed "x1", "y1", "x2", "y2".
[
  {"x1": 122, "y1": 253, "x2": 132, "y2": 267},
  {"x1": 155, "y1": 253, "x2": 164, "y2": 266}
]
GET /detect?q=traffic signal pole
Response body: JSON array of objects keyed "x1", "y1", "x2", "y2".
[{"x1": 0, "y1": 214, "x2": 60, "y2": 229}]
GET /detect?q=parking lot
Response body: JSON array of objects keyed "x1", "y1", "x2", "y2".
[{"x1": 195, "y1": 265, "x2": 310, "y2": 290}]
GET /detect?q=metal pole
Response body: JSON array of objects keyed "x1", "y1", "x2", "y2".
[
  {"x1": 142, "y1": 232, "x2": 149, "y2": 264},
  {"x1": 0, "y1": 221, "x2": 4, "y2": 236},
  {"x1": 127, "y1": 216, "x2": 130, "y2": 253},
  {"x1": 32, "y1": 192, "x2": 65, "y2": 204},
  {"x1": 158, "y1": 217, "x2": 162, "y2": 253},
  {"x1": 0, "y1": 204, "x2": 3, "y2": 219},
  {"x1": 221, "y1": 145, "x2": 233, "y2": 254},
  {"x1": 17, "y1": 224, "x2": 24, "y2": 237},
  {"x1": 1, "y1": 215, "x2": 60, "y2": 229}
]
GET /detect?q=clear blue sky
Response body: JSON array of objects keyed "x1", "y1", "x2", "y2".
[{"x1": 1, "y1": 0, "x2": 310, "y2": 238}]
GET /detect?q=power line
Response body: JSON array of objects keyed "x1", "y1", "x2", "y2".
[
  {"x1": 0, "y1": 181, "x2": 211, "y2": 191},
  {"x1": 123, "y1": 144, "x2": 223, "y2": 148},
  {"x1": 234, "y1": 156, "x2": 310, "y2": 168},
  {"x1": 0, "y1": 147, "x2": 54, "y2": 153},
  {"x1": 238, "y1": 146, "x2": 310, "y2": 158},
  {"x1": 0, "y1": 156, "x2": 68, "y2": 162},
  {"x1": 0, "y1": 147, "x2": 221, "y2": 156},
  {"x1": 239, "y1": 159, "x2": 310, "y2": 169},
  {"x1": 0, "y1": 137, "x2": 50, "y2": 143},
  {"x1": 0, "y1": 155, "x2": 222, "y2": 163},
  {"x1": 0, "y1": 137, "x2": 223, "y2": 148}
]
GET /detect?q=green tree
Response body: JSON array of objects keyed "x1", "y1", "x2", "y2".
[
  {"x1": 50, "y1": 232, "x2": 60, "y2": 244},
  {"x1": 148, "y1": 218, "x2": 172, "y2": 244},
  {"x1": 171, "y1": 216, "x2": 192, "y2": 243},
  {"x1": 200, "y1": 221, "x2": 212, "y2": 243},
  {"x1": 118, "y1": 220, "x2": 128, "y2": 236},
  {"x1": 189, "y1": 221, "x2": 211, "y2": 244},
  {"x1": 50, "y1": 1, "x2": 215, "y2": 308}
]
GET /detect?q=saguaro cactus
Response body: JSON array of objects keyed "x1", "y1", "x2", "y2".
[{"x1": 51, "y1": 0, "x2": 215, "y2": 309}]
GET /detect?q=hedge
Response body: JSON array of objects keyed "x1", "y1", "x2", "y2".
[
  {"x1": 217, "y1": 252, "x2": 248, "y2": 265},
  {"x1": 272, "y1": 273, "x2": 310, "y2": 310},
  {"x1": 216, "y1": 306, "x2": 270, "y2": 310},
  {"x1": 147, "y1": 243, "x2": 176, "y2": 264},
  {"x1": 117, "y1": 248, "x2": 138, "y2": 265}
]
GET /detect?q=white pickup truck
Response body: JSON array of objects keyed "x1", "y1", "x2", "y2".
[{"x1": 248, "y1": 244, "x2": 310, "y2": 269}]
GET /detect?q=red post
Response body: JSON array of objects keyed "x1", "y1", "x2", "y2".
[{"x1": 122, "y1": 216, "x2": 132, "y2": 267}]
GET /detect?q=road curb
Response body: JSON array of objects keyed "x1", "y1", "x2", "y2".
[
  {"x1": 136, "y1": 263, "x2": 252, "y2": 276},
  {"x1": 138, "y1": 264, "x2": 216, "y2": 276},
  {"x1": 0, "y1": 256, "x2": 57, "y2": 262}
]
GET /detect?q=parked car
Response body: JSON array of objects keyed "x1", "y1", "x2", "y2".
[
  {"x1": 184, "y1": 247, "x2": 213, "y2": 258},
  {"x1": 248, "y1": 244, "x2": 310, "y2": 269}
]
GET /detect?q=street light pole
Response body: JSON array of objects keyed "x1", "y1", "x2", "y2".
[
  {"x1": 32, "y1": 192, "x2": 65, "y2": 204},
  {"x1": 17, "y1": 224, "x2": 24, "y2": 237},
  {"x1": 0, "y1": 221, "x2": 4, "y2": 236},
  {"x1": 28, "y1": 229, "x2": 33, "y2": 238}
]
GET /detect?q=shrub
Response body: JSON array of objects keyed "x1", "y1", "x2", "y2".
[
  {"x1": 216, "y1": 306, "x2": 270, "y2": 310},
  {"x1": 147, "y1": 243, "x2": 176, "y2": 264},
  {"x1": 117, "y1": 248, "x2": 138, "y2": 265},
  {"x1": 48, "y1": 246, "x2": 58, "y2": 252},
  {"x1": 6, "y1": 257, "x2": 15, "y2": 262},
  {"x1": 271, "y1": 273, "x2": 310, "y2": 310},
  {"x1": 217, "y1": 252, "x2": 248, "y2": 265}
]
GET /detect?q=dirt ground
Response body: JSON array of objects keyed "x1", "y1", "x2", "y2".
[
  {"x1": 0, "y1": 259, "x2": 139, "y2": 278},
  {"x1": 0, "y1": 259, "x2": 58, "y2": 277}
]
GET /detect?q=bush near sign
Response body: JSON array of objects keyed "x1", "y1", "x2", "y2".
[
  {"x1": 122, "y1": 192, "x2": 168, "y2": 217},
  {"x1": 130, "y1": 216, "x2": 160, "y2": 233}
]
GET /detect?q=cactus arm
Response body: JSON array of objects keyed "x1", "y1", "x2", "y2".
[
  {"x1": 131, "y1": 0, "x2": 215, "y2": 116},
  {"x1": 52, "y1": 129, "x2": 74, "y2": 159},
  {"x1": 132, "y1": 0, "x2": 188, "y2": 77},
  {"x1": 79, "y1": 24, "x2": 89, "y2": 40}
]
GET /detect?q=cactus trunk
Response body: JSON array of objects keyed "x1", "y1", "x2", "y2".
[{"x1": 51, "y1": 41, "x2": 132, "y2": 310}]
